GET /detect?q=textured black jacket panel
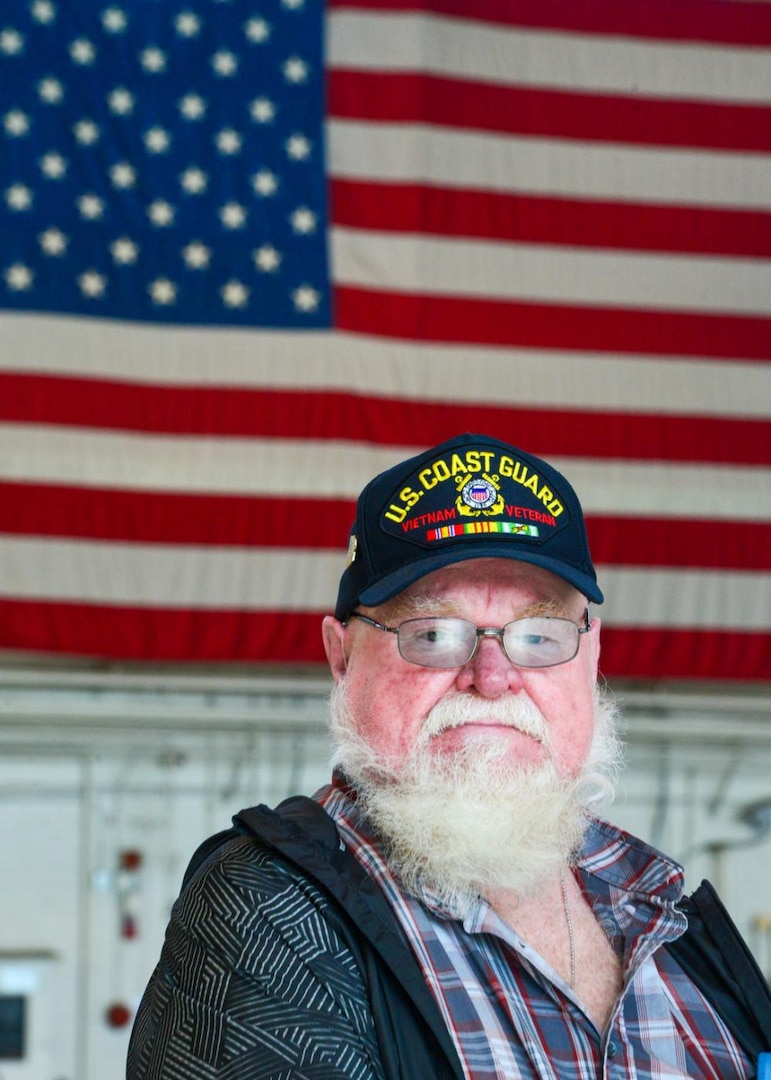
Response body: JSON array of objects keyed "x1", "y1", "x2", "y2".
[{"x1": 127, "y1": 797, "x2": 462, "y2": 1079}]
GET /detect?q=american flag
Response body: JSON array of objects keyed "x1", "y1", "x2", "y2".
[{"x1": 1, "y1": 0, "x2": 769, "y2": 682}]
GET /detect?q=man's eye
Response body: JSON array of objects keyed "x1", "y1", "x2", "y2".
[{"x1": 402, "y1": 621, "x2": 463, "y2": 653}]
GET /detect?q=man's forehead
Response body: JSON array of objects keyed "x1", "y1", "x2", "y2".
[
  {"x1": 387, "y1": 559, "x2": 582, "y2": 615},
  {"x1": 408, "y1": 558, "x2": 574, "y2": 594}
]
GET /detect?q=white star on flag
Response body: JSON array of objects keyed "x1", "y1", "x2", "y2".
[
  {"x1": 175, "y1": 13, "x2": 201, "y2": 37},
  {"x1": 102, "y1": 8, "x2": 128, "y2": 33},
  {"x1": 7, "y1": 184, "x2": 33, "y2": 210},
  {"x1": 40, "y1": 152, "x2": 67, "y2": 178},
  {"x1": 254, "y1": 245, "x2": 281, "y2": 271},
  {"x1": 180, "y1": 168, "x2": 207, "y2": 194},
  {"x1": 245, "y1": 19, "x2": 270, "y2": 43},
  {"x1": 4, "y1": 110, "x2": 29, "y2": 136},
  {"x1": 77, "y1": 270, "x2": 107, "y2": 297},
  {"x1": 147, "y1": 200, "x2": 174, "y2": 226},
  {"x1": 38, "y1": 77, "x2": 64, "y2": 103},
  {"x1": 149, "y1": 278, "x2": 177, "y2": 305},
  {"x1": 252, "y1": 170, "x2": 278, "y2": 196},
  {"x1": 140, "y1": 47, "x2": 166, "y2": 73},
  {"x1": 109, "y1": 162, "x2": 136, "y2": 189},
  {"x1": 5, "y1": 263, "x2": 34, "y2": 289},
  {"x1": 110, "y1": 237, "x2": 139, "y2": 264},
  {"x1": 291, "y1": 284, "x2": 320, "y2": 311},
  {"x1": 107, "y1": 88, "x2": 134, "y2": 115},
  {"x1": 70, "y1": 39, "x2": 96, "y2": 64},
  {"x1": 221, "y1": 280, "x2": 249, "y2": 308},
  {"x1": 179, "y1": 94, "x2": 206, "y2": 120},
  {"x1": 182, "y1": 242, "x2": 211, "y2": 269},
  {"x1": 39, "y1": 227, "x2": 68, "y2": 255}
]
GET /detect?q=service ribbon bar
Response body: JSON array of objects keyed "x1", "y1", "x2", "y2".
[{"x1": 427, "y1": 522, "x2": 540, "y2": 542}]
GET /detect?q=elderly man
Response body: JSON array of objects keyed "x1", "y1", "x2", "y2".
[{"x1": 128, "y1": 434, "x2": 769, "y2": 1079}]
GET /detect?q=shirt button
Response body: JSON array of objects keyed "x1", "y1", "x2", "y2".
[{"x1": 607, "y1": 1041, "x2": 618, "y2": 1058}]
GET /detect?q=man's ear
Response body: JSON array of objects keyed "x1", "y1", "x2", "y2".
[{"x1": 322, "y1": 615, "x2": 347, "y2": 683}]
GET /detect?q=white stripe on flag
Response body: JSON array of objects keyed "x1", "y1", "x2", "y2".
[
  {"x1": 329, "y1": 11, "x2": 771, "y2": 103},
  {"x1": 1, "y1": 314, "x2": 766, "y2": 418},
  {"x1": 0, "y1": 425, "x2": 767, "y2": 520},
  {"x1": 0, "y1": 535, "x2": 766, "y2": 630},
  {"x1": 0, "y1": 537, "x2": 339, "y2": 609},
  {"x1": 329, "y1": 121, "x2": 771, "y2": 209},
  {"x1": 332, "y1": 228, "x2": 771, "y2": 314},
  {"x1": 600, "y1": 567, "x2": 770, "y2": 632}
]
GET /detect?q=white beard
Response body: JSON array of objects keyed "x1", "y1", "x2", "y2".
[{"x1": 329, "y1": 682, "x2": 623, "y2": 918}]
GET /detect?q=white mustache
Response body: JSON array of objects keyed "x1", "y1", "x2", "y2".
[{"x1": 419, "y1": 693, "x2": 549, "y2": 745}]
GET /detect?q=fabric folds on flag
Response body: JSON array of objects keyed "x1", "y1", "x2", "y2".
[{"x1": 0, "y1": 0, "x2": 769, "y2": 682}]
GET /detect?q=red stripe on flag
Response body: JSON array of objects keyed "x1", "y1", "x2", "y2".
[
  {"x1": 2, "y1": 485, "x2": 769, "y2": 572},
  {"x1": 331, "y1": 179, "x2": 771, "y2": 259},
  {"x1": 1, "y1": 377, "x2": 769, "y2": 465},
  {"x1": 0, "y1": 600, "x2": 766, "y2": 678},
  {"x1": 329, "y1": 70, "x2": 771, "y2": 153},
  {"x1": 600, "y1": 626, "x2": 770, "y2": 683},
  {"x1": 0, "y1": 602, "x2": 328, "y2": 663},
  {"x1": 0, "y1": 482, "x2": 354, "y2": 547},
  {"x1": 336, "y1": 286, "x2": 771, "y2": 361},
  {"x1": 587, "y1": 516, "x2": 771, "y2": 573},
  {"x1": 329, "y1": 0, "x2": 771, "y2": 47}
]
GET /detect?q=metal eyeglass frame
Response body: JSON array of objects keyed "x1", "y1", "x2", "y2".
[{"x1": 346, "y1": 608, "x2": 591, "y2": 669}]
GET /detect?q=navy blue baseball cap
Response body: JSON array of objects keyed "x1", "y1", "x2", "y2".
[{"x1": 334, "y1": 433, "x2": 603, "y2": 620}]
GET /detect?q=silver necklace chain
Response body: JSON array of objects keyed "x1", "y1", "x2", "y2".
[{"x1": 560, "y1": 868, "x2": 577, "y2": 990}]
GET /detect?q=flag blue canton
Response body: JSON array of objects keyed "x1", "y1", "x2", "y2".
[{"x1": 0, "y1": 0, "x2": 330, "y2": 326}]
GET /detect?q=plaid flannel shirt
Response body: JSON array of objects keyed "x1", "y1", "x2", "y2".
[{"x1": 320, "y1": 782, "x2": 752, "y2": 1080}]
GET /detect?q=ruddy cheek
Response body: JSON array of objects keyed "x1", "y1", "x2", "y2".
[
  {"x1": 357, "y1": 674, "x2": 421, "y2": 762},
  {"x1": 558, "y1": 710, "x2": 596, "y2": 775}
]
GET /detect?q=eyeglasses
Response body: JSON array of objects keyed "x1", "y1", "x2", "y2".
[{"x1": 347, "y1": 609, "x2": 591, "y2": 670}]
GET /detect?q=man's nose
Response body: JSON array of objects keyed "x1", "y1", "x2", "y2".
[{"x1": 454, "y1": 634, "x2": 525, "y2": 698}]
